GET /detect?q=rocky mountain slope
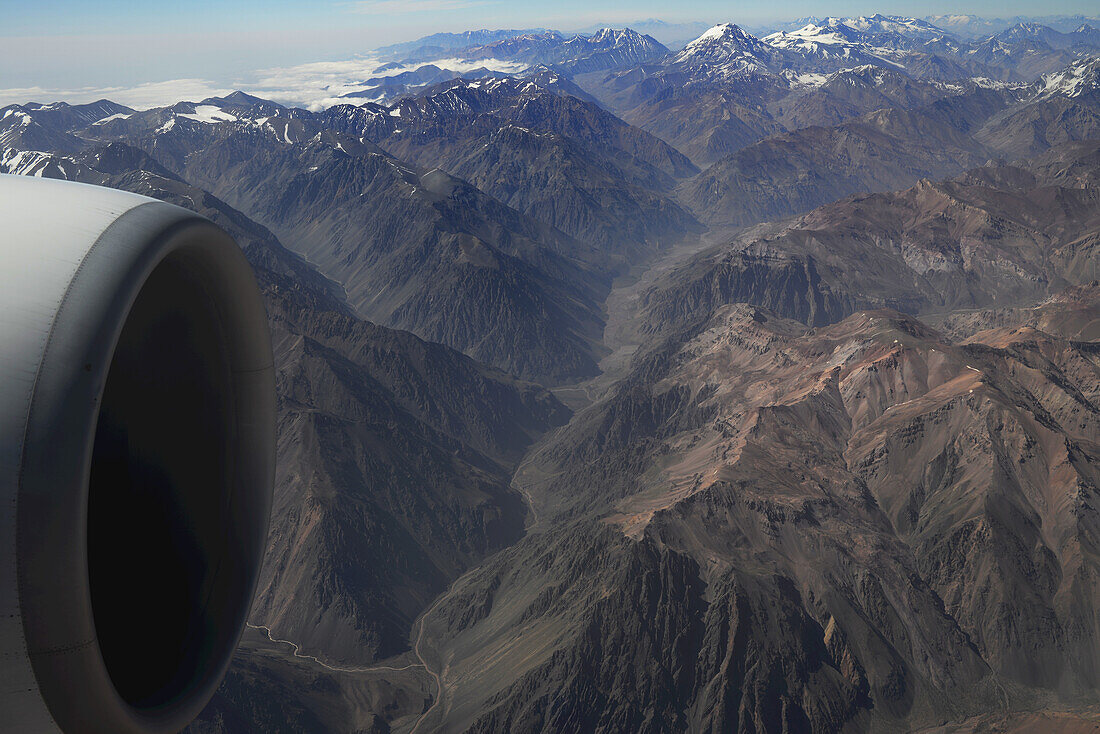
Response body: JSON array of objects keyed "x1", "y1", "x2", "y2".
[
  {"x1": 321, "y1": 76, "x2": 701, "y2": 266},
  {"x1": 678, "y1": 86, "x2": 1011, "y2": 229},
  {"x1": 180, "y1": 130, "x2": 609, "y2": 384},
  {"x1": 408, "y1": 298, "x2": 1100, "y2": 731},
  {"x1": 65, "y1": 94, "x2": 613, "y2": 384},
  {"x1": 669, "y1": 63, "x2": 1097, "y2": 232},
  {"x1": 976, "y1": 59, "x2": 1100, "y2": 155},
  {"x1": 933, "y1": 282, "x2": 1100, "y2": 341},
  {"x1": 646, "y1": 141, "x2": 1100, "y2": 337}
]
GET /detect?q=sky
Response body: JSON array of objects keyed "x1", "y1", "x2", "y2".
[{"x1": 2, "y1": 0, "x2": 1098, "y2": 109}]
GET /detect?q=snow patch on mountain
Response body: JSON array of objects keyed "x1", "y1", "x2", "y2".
[
  {"x1": 1, "y1": 148, "x2": 56, "y2": 176},
  {"x1": 92, "y1": 112, "x2": 132, "y2": 125},
  {"x1": 177, "y1": 105, "x2": 239, "y2": 124},
  {"x1": 782, "y1": 70, "x2": 829, "y2": 87},
  {"x1": 837, "y1": 14, "x2": 947, "y2": 41},
  {"x1": 764, "y1": 23, "x2": 902, "y2": 70},
  {"x1": 763, "y1": 14, "x2": 957, "y2": 75},
  {"x1": 765, "y1": 23, "x2": 866, "y2": 53},
  {"x1": 1038, "y1": 56, "x2": 1100, "y2": 98},
  {"x1": 826, "y1": 64, "x2": 897, "y2": 85}
]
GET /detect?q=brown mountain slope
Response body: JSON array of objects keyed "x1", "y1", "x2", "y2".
[
  {"x1": 408, "y1": 303, "x2": 1100, "y2": 731},
  {"x1": 933, "y1": 282, "x2": 1100, "y2": 343},
  {"x1": 647, "y1": 146, "x2": 1100, "y2": 338},
  {"x1": 255, "y1": 293, "x2": 569, "y2": 666},
  {"x1": 977, "y1": 90, "x2": 1100, "y2": 158}
]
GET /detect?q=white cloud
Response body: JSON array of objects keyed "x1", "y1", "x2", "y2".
[
  {"x1": 0, "y1": 79, "x2": 233, "y2": 110},
  {"x1": 0, "y1": 55, "x2": 528, "y2": 112},
  {"x1": 100, "y1": 79, "x2": 236, "y2": 109},
  {"x1": 343, "y1": 0, "x2": 489, "y2": 14},
  {"x1": 250, "y1": 55, "x2": 527, "y2": 110}
]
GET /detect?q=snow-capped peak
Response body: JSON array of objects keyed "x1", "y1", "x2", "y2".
[
  {"x1": 591, "y1": 28, "x2": 632, "y2": 43},
  {"x1": 994, "y1": 21, "x2": 1060, "y2": 44},
  {"x1": 678, "y1": 24, "x2": 771, "y2": 62},
  {"x1": 673, "y1": 24, "x2": 777, "y2": 80},
  {"x1": 1010, "y1": 22, "x2": 1046, "y2": 33},
  {"x1": 586, "y1": 27, "x2": 663, "y2": 53},
  {"x1": 688, "y1": 23, "x2": 756, "y2": 47},
  {"x1": 763, "y1": 22, "x2": 893, "y2": 66},
  {"x1": 766, "y1": 14, "x2": 947, "y2": 56},
  {"x1": 591, "y1": 28, "x2": 621, "y2": 41}
]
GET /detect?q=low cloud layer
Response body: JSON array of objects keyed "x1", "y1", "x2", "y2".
[
  {"x1": 0, "y1": 55, "x2": 528, "y2": 111},
  {"x1": 249, "y1": 55, "x2": 527, "y2": 109}
]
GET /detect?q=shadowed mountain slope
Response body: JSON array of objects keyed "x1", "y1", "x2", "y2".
[{"x1": 1, "y1": 143, "x2": 571, "y2": 698}]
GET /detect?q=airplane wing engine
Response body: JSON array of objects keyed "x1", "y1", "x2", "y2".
[{"x1": 0, "y1": 174, "x2": 275, "y2": 734}]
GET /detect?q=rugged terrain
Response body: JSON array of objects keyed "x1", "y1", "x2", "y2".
[
  {"x1": 5, "y1": 15, "x2": 1100, "y2": 732},
  {"x1": 643, "y1": 141, "x2": 1100, "y2": 336},
  {"x1": 413, "y1": 298, "x2": 1100, "y2": 732}
]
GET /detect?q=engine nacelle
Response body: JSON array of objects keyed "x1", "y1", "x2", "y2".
[{"x1": 0, "y1": 174, "x2": 275, "y2": 733}]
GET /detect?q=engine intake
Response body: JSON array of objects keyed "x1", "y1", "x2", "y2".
[{"x1": 0, "y1": 175, "x2": 275, "y2": 734}]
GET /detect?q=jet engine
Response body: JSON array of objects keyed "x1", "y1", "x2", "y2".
[{"x1": 0, "y1": 174, "x2": 275, "y2": 733}]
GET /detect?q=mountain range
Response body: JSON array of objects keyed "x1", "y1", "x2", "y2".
[{"x1": 5, "y1": 13, "x2": 1100, "y2": 732}]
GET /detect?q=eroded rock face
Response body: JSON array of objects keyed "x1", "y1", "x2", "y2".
[
  {"x1": 933, "y1": 282, "x2": 1100, "y2": 342},
  {"x1": 409, "y1": 300, "x2": 1100, "y2": 731}
]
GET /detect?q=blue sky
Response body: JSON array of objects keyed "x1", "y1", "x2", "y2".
[
  {"x1": 2, "y1": 0, "x2": 1098, "y2": 107},
  {"x1": 9, "y1": 0, "x2": 1100, "y2": 39}
]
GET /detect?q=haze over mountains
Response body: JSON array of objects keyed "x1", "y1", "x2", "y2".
[{"x1": 5, "y1": 11, "x2": 1100, "y2": 733}]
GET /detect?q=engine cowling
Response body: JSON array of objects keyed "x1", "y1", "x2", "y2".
[{"x1": 0, "y1": 174, "x2": 275, "y2": 733}]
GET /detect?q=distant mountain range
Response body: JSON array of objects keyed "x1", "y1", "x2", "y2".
[
  {"x1": 336, "y1": 16, "x2": 1100, "y2": 118},
  {"x1": 375, "y1": 28, "x2": 555, "y2": 60}
]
